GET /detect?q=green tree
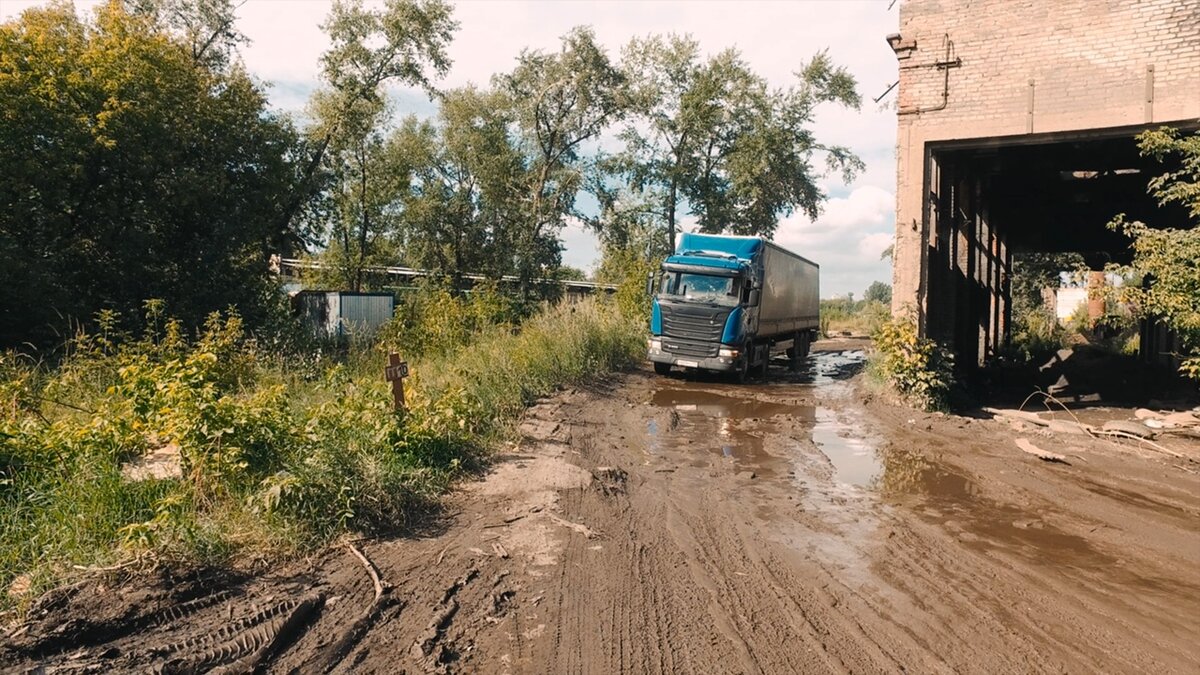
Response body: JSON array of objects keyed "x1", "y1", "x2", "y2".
[
  {"x1": 298, "y1": 0, "x2": 457, "y2": 286},
  {"x1": 0, "y1": 1, "x2": 299, "y2": 346},
  {"x1": 394, "y1": 86, "x2": 527, "y2": 278},
  {"x1": 611, "y1": 36, "x2": 862, "y2": 250},
  {"x1": 1110, "y1": 128, "x2": 1200, "y2": 379},
  {"x1": 592, "y1": 191, "x2": 679, "y2": 323},
  {"x1": 495, "y1": 26, "x2": 626, "y2": 294},
  {"x1": 126, "y1": 0, "x2": 246, "y2": 70},
  {"x1": 864, "y1": 281, "x2": 892, "y2": 305},
  {"x1": 309, "y1": 93, "x2": 405, "y2": 290},
  {"x1": 555, "y1": 265, "x2": 589, "y2": 282},
  {"x1": 600, "y1": 34, "x2": 702, "y2": 254}
]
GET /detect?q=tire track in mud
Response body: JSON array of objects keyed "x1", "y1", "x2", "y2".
[{"x1": 5, "y1": 342, "x2": 1199, "y2": 673}]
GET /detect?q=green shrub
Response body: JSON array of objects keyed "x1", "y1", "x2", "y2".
[
  {"x1": 377, "y1": 280, "x2": 520, "y2": 359},
  {"x1": 0, "y1": 296, "x2": 640, "y2": 607},
  {"x1": 1006, "y1": 307, "x2": 1068, "y2": 362},
  {"x1": 869, "y1": 316, "x2": 956, "y2": 411}
]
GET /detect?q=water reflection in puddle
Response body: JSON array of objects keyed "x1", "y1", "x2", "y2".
[
  {"x1": 645, "y1": 418, "x2": 660, "y2": 455},
  {"x1": 875, "y1": 447, "x2": 1120, "y2": 570},
  {"x1": 643, "y1": 350, "x2": 1165, "y2": 592},
  {"x1": 811, "y1": 407, "x2": 881, "y2": 487},
  {"x1": 646, "y1": 387, "x2": 813, "y2": 475}
]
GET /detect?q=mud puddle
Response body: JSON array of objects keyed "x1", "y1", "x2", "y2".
[
  {"x1": 645, "y1": 386, "x2": 809, "y2": 476},
  {"x1": 812, "y1": 407, "x2": 881, "y2": 487},
  {"x1": 647, "y1": 350, "x2": 1145, "y2": 584},
  {"x1": 782, "y1": 350, "x2": 884, "y2": 487},
  {"x1": 874, "y1": 447, "x2": 1183, "y2": 593},
  {"x1": 648, "y1": 351, "x2": 882, "y2": 487}
]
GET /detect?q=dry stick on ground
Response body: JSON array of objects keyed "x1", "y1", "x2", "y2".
[
  {"x1": 70, "y1": 557, "x2": 144, "y2": 573},
  {"x1": 319, "y1": 542, "x2": 394, "y2": 673},
  {"x1": 1090, "y1": 429, "x2": 1187, "y2": 459},
  {"x1": 1018, "y1": 389, "x2": 1090, "y2": 431},
  {"x1": 1033, "y1": 388, "x2": 1186, "y2": 459},
  {"x1": 983, "y1": 406, "x2": 1051, "y2": 427},
  {"x1": 991, "y1": 390, "x2": 1190, "y2": 461}
]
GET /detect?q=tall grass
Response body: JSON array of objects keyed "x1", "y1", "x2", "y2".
[
  {"x1": 0, "y1": 294, "x2": 643, "y2": 609},
  {"x1": 821, "y1": 298, "x2": 890, "y2": 337}
]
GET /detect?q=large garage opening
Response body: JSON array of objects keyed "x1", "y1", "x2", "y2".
[{"x1": 919, "y1": 123, "x2": 1197, "y2": 379}]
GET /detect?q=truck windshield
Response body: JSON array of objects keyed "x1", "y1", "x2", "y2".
[{"x1": 660, "y1": 272, "x2": 741, "y2": 306}]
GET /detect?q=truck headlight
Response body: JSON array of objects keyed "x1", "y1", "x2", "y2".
[
  {"x1": 648, "y1": 338, "x2": 662, "y2": 352},
  {"x1": 718, "y1": 347, "x2": 739, "y2": 358}
]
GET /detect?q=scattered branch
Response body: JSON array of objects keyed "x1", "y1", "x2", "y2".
[{"x1": 318, "y1": 541, "x2": 394, "y2": 673}]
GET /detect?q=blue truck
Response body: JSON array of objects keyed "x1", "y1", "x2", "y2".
[{"x1": 647, "y1": 232, "x2": 819, "y2": 381}]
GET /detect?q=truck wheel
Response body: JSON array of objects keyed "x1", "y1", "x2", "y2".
[
  {"x1": 788, "y1": 333, "x2": 802, "y2": 371},
  {"x1": 757, "y1": 345, "x2": 769, "y2": 380},
  {"x1": 734, "y1": 356, "x2": 749, "y2": 384},
  {"x1": 653, "y1": 362, "x2": 671, "y2": 376}
]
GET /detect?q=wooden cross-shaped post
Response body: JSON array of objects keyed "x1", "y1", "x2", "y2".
[{"x1": 384, "y1": 353, "x2": 409, "y2": 411}]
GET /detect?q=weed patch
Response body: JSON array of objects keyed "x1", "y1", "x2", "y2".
[
  {"x1": 868, "y1": 317, "x2": 956, "y2": 411},
  {"x1": 0, "y1": 296, "x2": 641, "y2": 608}
]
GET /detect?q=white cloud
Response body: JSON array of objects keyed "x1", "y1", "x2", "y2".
[
  {"x1": 558, "y1": 218, "x2": 600, "y2": 275},
  {"x1": 772, "y1": 185, "x2": 895, "y2": 298},
  {"x1": 858, "y1": 231, "x2": 894, "y2": 259}
]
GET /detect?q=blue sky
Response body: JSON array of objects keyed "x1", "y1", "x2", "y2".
[{"x1": 4, "y1": 0, "x2": 901, "y2": 298}]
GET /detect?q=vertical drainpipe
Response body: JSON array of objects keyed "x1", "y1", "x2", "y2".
[
  {"x1": 1026, "y1": 80, "x2": 1035, "y2": 134},
  {"x1": 1144, "y1": 65, "x2": 1155, "y2": 123}
]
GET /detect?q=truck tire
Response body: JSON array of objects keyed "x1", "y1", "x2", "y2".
[
  {"x1": 787, "y1": 334, "x2": 801, "y2": 371},
  {"x1": 653, "y1": 362, "x2": 671, "y2": 376},
  {"x1": 791, "y1": 332, "x2": 813, "y2": 364},
  {"x1": 734, "y1": 355, "x2": 749, "y2": 384},
  {"x1": 757, "y1": 344, "x2": 769, "y2": 380}
]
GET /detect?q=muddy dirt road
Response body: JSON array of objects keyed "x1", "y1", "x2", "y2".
[{"x1": 5, "y1": 340, "x2": 1200, "y2": 673}]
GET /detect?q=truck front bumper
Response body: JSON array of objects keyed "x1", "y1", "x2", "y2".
[{"x1": 647, "y1": 338, "x2": 742, "y2": 372}]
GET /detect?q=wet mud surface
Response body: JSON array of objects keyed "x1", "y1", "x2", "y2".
[{"x1": 4, "y1": 338, "x2": 1200, "y2": 673}]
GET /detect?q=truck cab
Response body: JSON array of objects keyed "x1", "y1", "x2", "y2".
[{"x1": 647, "y1": 233, "x2": 818, "y2": 380}]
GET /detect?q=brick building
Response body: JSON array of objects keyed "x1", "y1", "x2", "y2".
[{"x1": 889, "y1": 0, "x2": 1200, "y2": 365}]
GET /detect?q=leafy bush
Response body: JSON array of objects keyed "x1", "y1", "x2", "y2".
[
  {"x1": 1109, "y1": 214, "x2": 1200, "y2": 379},
  {"x1": 418, "y1": 300, "x2": 645, "y2": 422},
  {"x1": 869, "y1": 316, "x2": 956, "y2": 411},
  {"x1": 1107, "y1": 128, "x2": 1200, "y2": 380},
  {"x1": 594, "y1": 245, "x2": 659, "y2": 323},
  {"x1": 0, "y1": 296, "x2": 640, "y2": 607},
  {"x1": 1006, "y1": 307, "x2": 1068, "y2": 362},
  {"x1": 376, "y1": 280, "x2": 520, "y2": 359}
]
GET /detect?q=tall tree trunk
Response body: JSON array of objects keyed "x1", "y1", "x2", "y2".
[
  {"x1": 667, "y1": 180, "x2": 677, "y2": 255},
  {"x1": 354, "y1": 142, "x2": 370, "y2": 292},
  {"x1": 522, "y1": 163, "x2": 552, "y2": 300}
]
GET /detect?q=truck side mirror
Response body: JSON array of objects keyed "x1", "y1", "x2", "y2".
[
  {"x1": 747, "y1": 289, "x2": 761, "y2": 306},
  {"x1": 645, "y1": 272, "x2": 655, "y2": 296}
]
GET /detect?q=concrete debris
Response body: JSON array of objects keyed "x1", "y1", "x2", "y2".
[
  {"x1": 1100, "y1": 420, "x2": 1157, "y2": 439},
  {"x1": 1014, "y1": 438, "x2": 1069, "y2": 464},
  {"x1": 121, "y1": 443, "x2": 182, "y2": 481}
]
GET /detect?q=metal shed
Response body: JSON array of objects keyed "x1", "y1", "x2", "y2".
[{"x1": 293, "y1": 291, "x2": 395, "y2": 339}]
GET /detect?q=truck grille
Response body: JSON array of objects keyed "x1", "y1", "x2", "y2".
[
  {"x1": 660, "y1": 304, "x2": 730, "y2": 357},
  {"x1": 661, "y1": 338, "x2": 717, "y2": 358}
]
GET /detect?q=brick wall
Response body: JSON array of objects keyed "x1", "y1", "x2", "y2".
[{"x1": 892, "y1": 0, "x2": 1200, "y2": 314}]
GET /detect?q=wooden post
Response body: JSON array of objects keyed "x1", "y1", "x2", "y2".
[{"x1": 384, "y1": 353, "x2": 409, "y2": 411}]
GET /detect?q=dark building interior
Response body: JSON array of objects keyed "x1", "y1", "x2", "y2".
[{"x1": 919, "y1": 122, "x2": 1197, "y2": 370}]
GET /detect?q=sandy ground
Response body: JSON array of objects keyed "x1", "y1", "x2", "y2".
[{"x1": 4, "y1": 338, "x2": 1199, "y2": 674}]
